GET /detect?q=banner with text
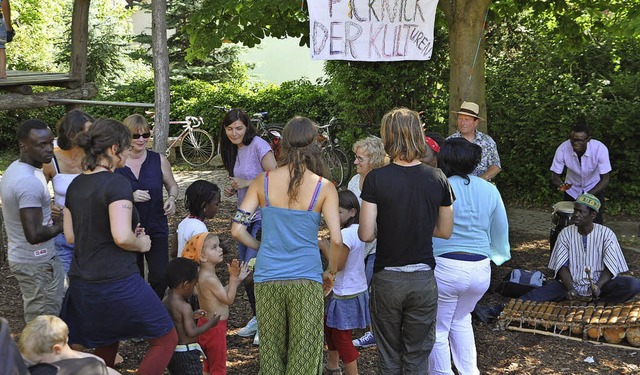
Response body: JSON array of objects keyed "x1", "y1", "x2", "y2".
[{"x1": 308, "y1": 0, "x2": 438, "y2": 61}]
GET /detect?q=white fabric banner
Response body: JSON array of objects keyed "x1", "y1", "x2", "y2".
[{"x1": 308, "y1": 0, "x2": 438, "y2": 61}]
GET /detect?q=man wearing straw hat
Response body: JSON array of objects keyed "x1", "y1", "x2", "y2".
[
  {"x1": 447, "y1": 101, "x2": 501, "y2": 181},
  {"x1": 475, "y1": 194, "x2": 640, "y2": 323}
]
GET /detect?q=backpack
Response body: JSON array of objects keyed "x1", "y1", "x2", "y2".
[{"x1": 498, "y1": 269, "x2": 546, "y2": 298}]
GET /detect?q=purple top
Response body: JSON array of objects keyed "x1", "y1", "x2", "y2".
[
  {"x1": 550, "y1": 139, "x2": 611, "y2": 199},
  {"x1": 234, "y1": 136, "x2": 272, "y2": 221}
]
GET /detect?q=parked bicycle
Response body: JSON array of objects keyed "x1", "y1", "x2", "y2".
[
  {"x1": 318, "y1": 117, "x2": 351, "y2": 187},
  {"x1": 148, "y1": 113, "x2": 215, "y2": 167},
  {"x1": 251, "y1": 114, "x2": 350, "y2": 187}
]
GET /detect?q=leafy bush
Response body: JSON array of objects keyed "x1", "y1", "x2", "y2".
[{"x1": 487, "y1": 18, "x2": 640, "y2": 215}]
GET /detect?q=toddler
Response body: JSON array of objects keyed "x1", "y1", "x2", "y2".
[
  {"x1": 163, "y1": 257, "x2": 221, "y2": 375},
  {"x1": 18, "y1": 315, "x2": 119, "y2": 375},
  {"x1": 182, "y1": 232, "x2": 249, "y2": 375}
]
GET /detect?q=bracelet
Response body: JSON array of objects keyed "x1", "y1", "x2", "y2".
[{"x1": 232, "y1": 209, "x2": 252, "y2": 226}]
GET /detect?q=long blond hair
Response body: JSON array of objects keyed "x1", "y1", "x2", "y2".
[{"x1": 380, "y1": 108, "x2": 426, "y2": 162}]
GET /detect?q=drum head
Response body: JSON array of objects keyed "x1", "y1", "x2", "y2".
[{"x1": 553, "y1": 201, "x2": 575, "y2": 214}]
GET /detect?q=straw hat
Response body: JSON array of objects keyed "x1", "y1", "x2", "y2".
[{"x1": 452, "y1": 101, "x2": 484, "y2": 121}]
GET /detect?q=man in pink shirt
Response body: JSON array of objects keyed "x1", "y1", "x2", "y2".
[{"x1": 550, "y1": 121, "x2": 611, "y2": 224}]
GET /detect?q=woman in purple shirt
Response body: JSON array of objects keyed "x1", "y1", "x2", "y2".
[{"x1": 219, "y1": 108, "x2": 277, "y2": 344}]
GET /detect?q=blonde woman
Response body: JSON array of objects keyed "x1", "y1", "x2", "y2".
[{"x1": 114, "y1": 114, "x2": 179, "y2": 299}]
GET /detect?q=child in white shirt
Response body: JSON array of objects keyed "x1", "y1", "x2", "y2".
[{"x1": 319, "y1": 190, "x2": 369, "y2": 375}]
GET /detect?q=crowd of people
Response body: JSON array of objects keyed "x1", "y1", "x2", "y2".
[{"x1": 1, "y1": 102, "x2": 638, "y2": 375}]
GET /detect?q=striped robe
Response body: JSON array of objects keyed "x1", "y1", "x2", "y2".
[{"x1": 549, "y1": 224, "x2": 628, "y2": 297}]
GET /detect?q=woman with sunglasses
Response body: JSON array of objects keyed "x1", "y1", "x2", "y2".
[{"x1": 114, "y1": 114, "x2": 179, "y2": 299}]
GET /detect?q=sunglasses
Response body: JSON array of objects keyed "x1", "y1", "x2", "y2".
[{"x1": 132, "y1": 133, "x2": 151, "y2": 139}]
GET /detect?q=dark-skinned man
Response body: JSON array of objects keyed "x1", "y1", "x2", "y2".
[
  {"x1": 475, "y1": 194, "x2": 640, "y2": 323},
  {"x1": 0, "y1": 119, "x2": 65, "y2": 323},
  {"x1": 551, "y1": 121, "x2": 610, "y2": 223}
]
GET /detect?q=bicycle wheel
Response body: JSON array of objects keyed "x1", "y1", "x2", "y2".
[
  {"x1": 322, "y1": 146, "x2": 351, "y2": 187},
  {"x1": 179, "y1": 128, "x2": 215, "y2": 167}
]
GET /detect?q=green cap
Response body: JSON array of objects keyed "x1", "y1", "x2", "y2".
[{"x1": 576, "y1": 193, "x2": 601, "y2": 212}]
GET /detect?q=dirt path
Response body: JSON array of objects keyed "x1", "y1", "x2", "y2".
[{"x1": 1, "y1": 169, "x2": 639, "y2": 373}]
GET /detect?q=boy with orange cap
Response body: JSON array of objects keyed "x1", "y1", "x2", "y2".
[{"x1": 181, "y1": 232, "x2": 249, "y2": 375}]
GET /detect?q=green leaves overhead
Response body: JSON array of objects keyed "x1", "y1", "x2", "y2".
[{"x1": 186, "y1": 0, "x2": 308, "y2": 60}]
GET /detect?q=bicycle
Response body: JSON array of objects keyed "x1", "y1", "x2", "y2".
[
  {"x1": 252, "y1": 114, "x2": 350, "y2": 187},
  {"x1": 148, "y1": 113, "x2": 215, "y2": 167},
  {"x1": 318, "y1": 117, "x2": 351, "y2": 187}
]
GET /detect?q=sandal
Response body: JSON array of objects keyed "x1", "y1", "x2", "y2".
[{"x1": 325, "y1": 366, "x2": 342, "y2": 375}]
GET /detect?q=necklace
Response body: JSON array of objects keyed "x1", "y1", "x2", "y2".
[{"x1": 96, "y1": 164, "x2": 113, "y2": 172}]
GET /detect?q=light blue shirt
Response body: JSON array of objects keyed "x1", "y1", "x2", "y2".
[{"x1": 433, "y1": 175, "x2": 510, "y2": 265}]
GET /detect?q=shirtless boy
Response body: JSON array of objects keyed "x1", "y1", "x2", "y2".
[
  {"x1": 181, "y1": 232, "x2": 249, "y2": 375},
  {"x1": 163, "y1": 257, "x2": 221, "y2": 375}
]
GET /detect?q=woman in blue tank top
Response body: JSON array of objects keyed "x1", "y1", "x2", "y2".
[{"x1": 231, "y1": 117, "x2": 343, "y2": 375}]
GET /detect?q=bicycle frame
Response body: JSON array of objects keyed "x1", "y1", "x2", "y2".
[{"x1": 166, "y1": 116, "x2": 204, "y2": 148}]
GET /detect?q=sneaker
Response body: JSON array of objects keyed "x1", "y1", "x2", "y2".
[
  {"x1": 352, "y1": 331, "x2": 376, "y2": 348},
  {"x1": 238, "y1": 316, "x2": 258, "y2": 337},
  {"x1": 252, "y1": 330, "x2": 259, "y2": 346}
]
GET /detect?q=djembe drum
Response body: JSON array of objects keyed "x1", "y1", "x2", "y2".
[{"x1": 549, "y1": 201, "x2": 575, "y2": 253}]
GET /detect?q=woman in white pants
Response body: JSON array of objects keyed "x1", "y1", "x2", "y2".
[{"x1": 429, "y1": 138, "x2": 510, "y2": 375}]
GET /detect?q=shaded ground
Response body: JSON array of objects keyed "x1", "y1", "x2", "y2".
[{"x1": 1, "y1": 170, "x2": 639, "y2": 374}]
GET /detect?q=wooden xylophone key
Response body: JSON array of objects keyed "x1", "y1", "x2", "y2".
[
  {"x1": 603, "y1": 305, "x2": 625, "y2": 344},
  {"x1": 571, "y1": 306, "x2": 585, "y2": 335},
  {"x1": 587, "y1": 304, "x2": 605, "y2": 339},
  {"x1": 557, "y1": 305, "x2": 574, "y2": 332},
  {"x1": 532, "y1": 301, "x2": 550, "y2": 327},
  {"x1": 541, "y1": 303, "x2": 560, "y2": 329}
]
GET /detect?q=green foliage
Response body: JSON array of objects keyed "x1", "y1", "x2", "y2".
[
  {"x1": 486, "y1": 11, "x2": 640, "y2": 215},
  {"x1": 322, "y1": 24, "x2": 450, "y2": 146},
  {"x1": 55, "y1": 0, "x2": 137, "y2": 86},
  {"x1": 130, "y1": 0, "x2": 251, "y2": 82},
  {"x1": 8, "y1": 0, "x2": 66, "y2": 71},
  {"x1": 187, "y1": 0, "x2": 308, "y2": 59}
]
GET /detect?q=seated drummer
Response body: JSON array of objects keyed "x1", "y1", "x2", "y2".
[{"x1": 475, "y1": 194, "x2": 640, "y2": 323}]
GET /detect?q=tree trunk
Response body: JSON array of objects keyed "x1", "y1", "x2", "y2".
[
  {"x1": 68, "y1": 0, "x2": 91, "y2": 112},
  {"x1": 439, "y1": 0, "x2": 491, "y2": 134},
  {"x1": 0, "y1": 83, "x2": 98, "y2": 110},
  {"x1": 151, "y1": 0, "x2": 170, "y2": 153}
]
